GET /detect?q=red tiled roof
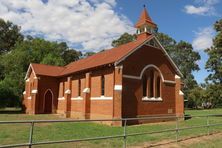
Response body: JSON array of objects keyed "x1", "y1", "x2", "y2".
[
  {"x1": 61, "y1": 36, "x2": 152, "y2": 76},
  {"x1": 31, "y1": 63, "x2": 65, "y2": 77},
  {"x1": 135, "y1": 7, "x2": 157, "y2": 28},
  {"x1": 30, "y1": 35, "x2": 153, "y2": 77}
]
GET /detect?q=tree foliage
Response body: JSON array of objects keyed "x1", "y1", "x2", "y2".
[
  {"x1": 111, "y1": 33, "x2": 136, "y2": 47},
  {"x1": 187, "y1": 86, "x2": 206, "y2": 108},
  {"x1": 156, "y1": 34, "x2": 201, "y2": 100},
  {"x1": 0, "y1": 19, "x2": 83, "y2": 107},
  {"x1": 0, "y1": 18, "x2": 23, "y2": 54},
  {"x1": 205, "y1": 84, "x2": 222, "y2": 107},
  {"x1": 203, "y1": 19, "x2": 222, "y2": 107},
  {"x1": 62, "y1": 49, "x2": 82, "y2": 64},
  {"x1": 205, "y1": 19, "x2": 222, "y2": 84}
]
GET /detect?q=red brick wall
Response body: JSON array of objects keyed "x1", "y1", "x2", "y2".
[
  {"x1": 57, "y1": 78, "x2": 66, "y2": 113},
  {"x1": 37, "y1": 76, "x2": 59, "y2": 113},
  {"x1": 91, "y1": 75, "x2": 101, "y2": 97},
  {"x1": 70, "y1": 77, "x2": 85, "y2": 114},
  {"x1": 122, "y1": 45, "x2": 178, "y2": 118},
  {"x1": 56, "y1": 67, "x2": 115, "y2": 118},
  {"x1": 122, "y1": 46, "x2": 175, "y2": 80},
  {"x1": 89, "y1": 68, "x2": 114, "y2": 117},
  {"x1": 91, "y1": 68, "x2": 114, "y2": 97},
  {"x1": 90, "y1": 100, "x2": 113, "y2": 117},
  {"x1": 23, "y1": 70, "x2": 36, "y2": 114},
  {"x1": 175, "y1": 77, "x2": 184, "y2": 116}
]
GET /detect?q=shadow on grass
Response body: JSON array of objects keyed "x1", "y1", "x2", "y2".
[{"x1": 184, "y1": 114, "x2": 192, "y2": 120}]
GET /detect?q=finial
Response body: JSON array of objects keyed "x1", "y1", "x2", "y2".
[{"x1": 143, "y1": 4, "x2": 146, "y2": 8}]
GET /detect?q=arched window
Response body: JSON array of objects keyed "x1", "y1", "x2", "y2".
[
  {"x1": 101, "y1": 75, "x2": 105, "y2": 96},
  {"x1": 142, "y1": 75, "x2": 147, "y2": 97},
  {"x1": 78, "y1": 79, "x2": 81, "y2": 97},
  {"x1": 142, "y1": 68, "x2": 162, "y2": 99}
]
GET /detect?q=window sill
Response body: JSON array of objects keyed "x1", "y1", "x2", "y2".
[
  {"x1": 142, "y1": 97, "x2": 163, "y2": 101},
  {"x1": 58, "y1": 97, "x2": 65, "y2": 100},
  {"x1": 71, "y1": 97, "x2": 83, "y2": 100},
  {"x1": 91, "y1": 96, "x2": 113, "y2": 100}
]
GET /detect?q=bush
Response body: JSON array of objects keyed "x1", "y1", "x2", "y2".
[{"x1": 0, "y1": 81, "x2": 21, "y2": 108}]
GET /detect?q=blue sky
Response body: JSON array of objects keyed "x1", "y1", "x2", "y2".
[{"x1": 0, "y1": 0, "x2": 221, "y2": 84}]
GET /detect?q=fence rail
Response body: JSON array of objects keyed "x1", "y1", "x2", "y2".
[{"x1": 0, "y1": 114, "x2": 222, "y2": 148}]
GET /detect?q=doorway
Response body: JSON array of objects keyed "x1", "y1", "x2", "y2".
[{"x1": 44, "y1": 89, "x2": 53, "y2": 113}]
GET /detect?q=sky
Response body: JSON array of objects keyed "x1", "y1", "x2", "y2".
[{"x1": 0, "y1": 0, "x2": 221, "y2": 84}]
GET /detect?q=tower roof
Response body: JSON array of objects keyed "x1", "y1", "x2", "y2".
[{"x1": 135, "y1": 6, "x2": 156, "y2": 28}]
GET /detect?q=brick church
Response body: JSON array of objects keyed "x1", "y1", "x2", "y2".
[{"x1": 23, "y1": 7, "x2": 184, "y2": 124}]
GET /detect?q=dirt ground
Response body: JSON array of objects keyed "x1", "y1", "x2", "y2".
[{"x1": 131, "y1": 132, "x2": 222, "y2": 148}]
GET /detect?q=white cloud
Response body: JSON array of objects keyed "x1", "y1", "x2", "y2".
[
  {"x1": 0, "y1": 0, "x2": 135, "y2": 52},
  {"x1": 195, "y1": 0, "x2": 219, "y2": 5},
  {"x1": 192, "y1": 27, "x2": 214, "y2": 50},
  {"x1": 184, "y1": 0, "x2": 219, "y2": 16},
  {"x1": 184, "y1": 5, "x2": 210, "y2": 15}
]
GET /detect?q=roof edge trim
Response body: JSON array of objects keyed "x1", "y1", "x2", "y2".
[{"x1": 25, "y1": 64, "x2": 37, "y2": 80}]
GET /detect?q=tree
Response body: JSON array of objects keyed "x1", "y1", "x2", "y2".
[
  {"x1": 0, "y1": 18, "x2": 23, "y2": 54},
  {"x1": 0, "y1": 80, "x2": 20, "y2": 108},
  {"x1": 174, "y1": 41, "x2": 200, "y2": 89},
  {"x1": 0, "y1": 37, "x2": 82, "y2": 107},
  {"x1": 205, "y1": 19, "x2": 222, "y2": 84},
  {"x1": 204, "y1": 19, "x2": 222, "y2": 107},
  {"x1": 156, "y1": 33, "x2": 176, "y2": 54},
  {"x1": 187, "y1": 86, "x2": 206, "y2": 109},
  {"x1": 0, "y1": 58, "x2": 4, "y2": 80},
  {"x1": 41, "y1": 54, "x2": 65, "y2": 66},
  {"x1": 0, "y1": 19, "x2": 84, "y2": 108},
  {"x1": 205, "y1": 84, "x2": 222, "y2": 107},
  {"x1": 111, "y1": 33, "x2": 136, "y2": 47},
  {"x1": 62, "y1": 49, "x2": 82, "y2": 64}
]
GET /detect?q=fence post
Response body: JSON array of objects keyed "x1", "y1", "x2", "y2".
[
  {"x1": 207, "y1": 115, "x2": 210, "y2": 135},
  {"x1": 29, "y1": 121, "x2": 34, "y2": 148},
  {"x1": 176, "y1": 116, "x2": 179, "y2": 142},
  {"x1": 123, "y1": 119, "x2": 127, "y2": 148}
]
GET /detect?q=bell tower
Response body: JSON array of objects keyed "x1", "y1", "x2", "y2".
[{"x1": 135, "y1": 5, "x2": 158, "y2": 40}]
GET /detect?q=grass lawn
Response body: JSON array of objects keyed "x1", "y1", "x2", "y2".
[{"x1": 0, "y1": 108, "x2": 222, "y2": 147}]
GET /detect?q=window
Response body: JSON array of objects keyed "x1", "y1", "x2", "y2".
[
  {"x1": 142, "y1": 75, "x2": 147, "y2": 97},
  {"x1": 78, "y1": 79, "x2": 81, "y2": 97},
  {"x1": 142, "y1": 68, "x2": 162, "y2": 101},
  {"x1": 101, "y1": 75, "x2": 105, "y2": 96},
  {"x1": 156, "y1": 76, "x2": 161, "y2": 98},
  {"x1": 148, "y1": 70, "x2": 154, "y2": 98}
]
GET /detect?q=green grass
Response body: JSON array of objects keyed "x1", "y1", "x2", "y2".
[{"x1": 1, "y1": 108, "x2": 222, "y2": 147}]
